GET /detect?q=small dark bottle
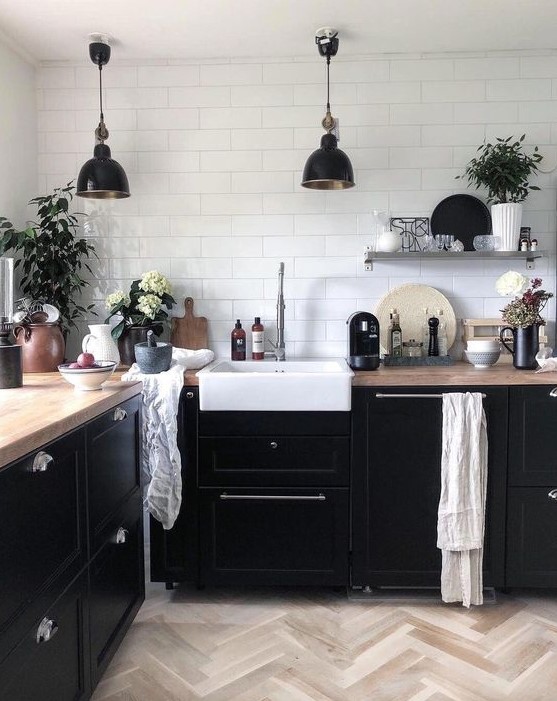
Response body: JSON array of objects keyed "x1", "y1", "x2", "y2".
[
  {"x1": 231, "y1": 319, "x2": 246, "y2": 360},
  {"x1": 428, "y1": 316, "x2": 439, "y2": 357},
  {"x1": 251, "y1": 317, "x2": 264, "y2": 360}
]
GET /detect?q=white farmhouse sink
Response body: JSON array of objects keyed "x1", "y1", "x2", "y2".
[{"x1": 197, "y1": 359, "x2": 354, "y2": 411}]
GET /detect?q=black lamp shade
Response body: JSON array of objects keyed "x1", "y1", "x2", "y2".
[
  {"x1": 301, "y1": 133, "x2": 355, "y2": 190},
  {"x1": 76, "y1": 144, "x2": 130, "y2": 199}
]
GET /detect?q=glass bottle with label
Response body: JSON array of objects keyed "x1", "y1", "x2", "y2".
[
  {"x1": 251, "y1": 317, "x2": 264, "y2": 360},
  {"x1": 231, "y1": 319, "x2": 246, "y2": 360},
  {"x1": 389, "y1": 308, "x2": 403, "y2": 358},
  {"x1": 437, "y1": 308, "x2": 448, "y2": 356}
]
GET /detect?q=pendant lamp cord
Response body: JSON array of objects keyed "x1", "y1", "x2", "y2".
[
  {"x1": 322, "y1": 54, "x2": 334, "y2": 133},
  {"x1": 95, "y1": 63, "x2": 109, "y2": 142},
  {"x1": 326, "y1": 55, "x2": 330, "y2": 113}
]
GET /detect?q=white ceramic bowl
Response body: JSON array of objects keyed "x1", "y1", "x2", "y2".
[
  {"x1": 466, "y1": 339, "x2": 501, "y2": 352},
  {"x1": 464, "y1": 349, "x2": 501, "y2": 368},
  {"x1": 58, "y1": 361, "x2": 116, "y2": 390}
]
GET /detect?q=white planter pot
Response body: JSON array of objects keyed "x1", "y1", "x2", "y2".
[{"x1": 491, "y1": 202, "x2": 523, "y2": 251}]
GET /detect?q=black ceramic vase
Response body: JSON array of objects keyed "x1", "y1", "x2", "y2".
[
  {"x1": 118, "y1": 325, "x2": 158, "y2": 366},
  {"x1": 500, "y1": 324, "x2": 539, "y2": 370}
]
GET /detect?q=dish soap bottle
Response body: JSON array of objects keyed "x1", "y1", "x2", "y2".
[
  {"x1": 251, "y1": 317, "x2": 264, "y2": 360},
  {"x1": 437, "y1": 308, "x2": 448, "y2": 356},
  {"x1": 231, "y1": 319, "x2": 246, "y2": 360},
  {"x1": 389, "y1": 308, "x2": 403, "y2": 358}
]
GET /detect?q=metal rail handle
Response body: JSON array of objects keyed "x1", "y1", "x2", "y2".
[
  {"x1": 375, "y1": 392, "x2": 487, "y2": 399},
  {"x1": 219, "y1": 493, "x2": 326, "y2": 501}
]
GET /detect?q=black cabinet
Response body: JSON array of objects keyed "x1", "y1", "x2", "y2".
[
  {"x1": 199, "y1": 488, "x2": 349, "y2": 585},
  {"x1": 351, "y1": 386, "x2": 508, "y2": 589},
  {"x1": 0, "y1": 394, "x2": 143, "y2": 700},
  {"x1": 507, "y1": 386, "x2": 557, "y2": 587}
]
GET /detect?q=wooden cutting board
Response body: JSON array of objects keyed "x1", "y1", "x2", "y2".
[{"x1": 171, "y1": 297, "x2": 208, "y2": 350}]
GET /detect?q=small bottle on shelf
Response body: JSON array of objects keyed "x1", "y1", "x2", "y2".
[
  {"x1": 389, "y1": 308, "x2": 403, "y2": 358},
  {"x1": 530, "y1": 238, "x2": 538, "y2": 252},
  {"x1": 437, "y1": 308, "x2": 448, "y2": 356},
  {"x1": 421, "y1": 307, "x2": 430, "y2": 357},
  {"x1": 251, "y1": 317, "x2": 264, "y2": 360},
  {"x1": 231, "y1": 319, "x2": 246, "y2": 360}
]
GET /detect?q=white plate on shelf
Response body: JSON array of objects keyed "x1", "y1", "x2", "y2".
[{"x1": 375, "y1": 283, "x2": 457, "y2": 353}]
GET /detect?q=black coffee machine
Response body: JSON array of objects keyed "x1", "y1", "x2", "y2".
[{"x1": 346, "y1": 312, "x2": 380, "y2": 370}]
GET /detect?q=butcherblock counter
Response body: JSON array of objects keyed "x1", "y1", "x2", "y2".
[{"x1": 0, "y1": 373, "x2": 142, "y2": 469}]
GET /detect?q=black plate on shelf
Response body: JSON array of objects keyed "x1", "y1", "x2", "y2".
[{"x1": 430, "y1": 194, "x2": 491, "y2": 251}]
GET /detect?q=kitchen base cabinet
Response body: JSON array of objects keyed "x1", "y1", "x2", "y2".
[
  {"x1": 351, "y1": 386, "x2": 508, "y2": 589},
  {"x1": 199, "y1": 488, "x2": 349, "y2": 586},
  {"x1": 0, "y1": 573, "x2": 89, "y2": 701}
]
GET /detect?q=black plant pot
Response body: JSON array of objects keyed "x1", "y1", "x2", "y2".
[{"x1": 118, "y1": 325, "x2": 158, "y2": 366}]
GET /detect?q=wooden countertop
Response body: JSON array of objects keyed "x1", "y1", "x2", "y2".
[
  {"x1": 0, "y1": 373, "x2": 142, "y2": 469},
  {"x1": 182, "y1": 361, "x2": 557, "y2": 387}
]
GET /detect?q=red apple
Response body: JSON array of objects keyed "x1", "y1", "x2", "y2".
[
  {"x1": 77, "y1": 352, "x2": 95, "y2": 368},
  {"x1": 68, "y1": 362, "x2": 81, "y2": 368}
]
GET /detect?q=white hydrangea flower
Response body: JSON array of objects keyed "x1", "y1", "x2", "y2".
[
  {"x1": 137, "y1": 293, "x2": 161, "y2": 320},
  {"x1": 495, "y1": 270, "x2": 528, "y2": 297},
  {"x1": 105, "y1": 290, "x2": 130, "y2": 310},
  {"x1": 139, "y1": 270, "x2": 171, "y2": 297}
]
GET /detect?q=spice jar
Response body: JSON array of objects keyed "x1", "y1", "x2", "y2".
[{"x1": 403, "y1": 339, "x2": 423, "y2": 358}]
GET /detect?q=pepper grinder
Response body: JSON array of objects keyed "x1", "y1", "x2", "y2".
[
  {"x1": 427, "y1": 316, "x2": 439, "y2": 357},
  {"x1": 0, "y1": 257, "x2": 22, "y2": 389}
]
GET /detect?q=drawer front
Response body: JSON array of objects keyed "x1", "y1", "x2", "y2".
[
  {"x1": 199, "y1": 436, "x2": 349, "y2": 487},
  {"x1": 0, "y1": 573, "x2": 89, "y2": 701},
  {"x1": 199, "y1": 410, "x2": 350, "y2": 436},
  {"x1": 509, "y1": 386, "x2": 557, "y2": 486},
  {"x1": 0, "y1": 429, "x2": 86, "y2": 637},
  {"x1": 507, "y1": 487, "x2": 557, "y2": 587},
  {"x1": 87, "y1": 396, "x2": 141, "y2": 552},
  {"x1": 89, "y1": 494, "x2": 144, "y2": 685},
  {"x1": 199, "y1": 488, "x2": 349, "y2": 585}
]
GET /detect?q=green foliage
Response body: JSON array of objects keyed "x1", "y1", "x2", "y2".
[
  {"x1": 457, "y1": 135, "x2": 543, "y2": 204},
  {"x1": 0, "y1": 183, "x2": 97, "y2": 334}
]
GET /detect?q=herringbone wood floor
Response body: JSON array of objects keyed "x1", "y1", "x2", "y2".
[{"x1": 91, "y1": 580, "x2": 557, "y2": 701}]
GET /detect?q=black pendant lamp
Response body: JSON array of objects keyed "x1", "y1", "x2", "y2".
[
  {"x1": 301, "y1": 29, "x2": 355, "y2": 190},
  {"x1": 77, "y1": 39, "x2": 130, "y2": 199}
]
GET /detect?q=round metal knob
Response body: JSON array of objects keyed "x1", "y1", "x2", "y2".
[
  {"x1": 113, "y1": 407, "x2": 127, "y2": 421},
  {"x1": 548, "y1": 489, "x2": 557, "y2": 501},
  {"x1": 116, "y1": 527, "x2": 129, "y2": 544},
  {"x1": 550, "y1": 388, "x2": 557, "y2": 398},
  {"x1": 270, "y1": 441, "x2": 278, "y2": 449},
  {"x1": 32, "y1": 451, "x2": 53, "y2": 473},
  {"x1": 186, "y1": 391, "x2": 194, "y2": 399},
  {"x1": 36, "y1": 617, "x2": 58, "y2": 644}
]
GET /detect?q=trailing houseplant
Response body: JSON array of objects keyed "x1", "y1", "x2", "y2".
[
  {"x1": 458, "y1": 135, "x2": 543, "y2": 251},
  {"x1": 0, "y1": 183, "x2": 97, "y2": 336}
]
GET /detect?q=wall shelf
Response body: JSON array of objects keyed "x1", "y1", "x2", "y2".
[{"x1": 363, "y1": 249, "x2": 546, "y2": 271}]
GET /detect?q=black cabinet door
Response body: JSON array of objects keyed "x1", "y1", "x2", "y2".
[
  {"x1": 0, "y1": 573, "x2": 89, "y2": 701},
  {"x1": 509, "y1": 386, "x2": 557, "y2": 486},
  {"x1": 0, "y1": 429, "x2": 86, "y2": 650},
  {"x1": 507, "y1": 487, "x2": 557, "y2": 586},
  {"x1": 199, "y1": 488, "x2": 349, "y2": 585},
  {"x1": 87, "y1": 396, "x2": 141, "y2": 554},
  {"x1": 351, "y1": 386, "x2": 507, "y2": 588},
  {"x1": 89, "y1": 493, "x2": 144, "y2": 686}
]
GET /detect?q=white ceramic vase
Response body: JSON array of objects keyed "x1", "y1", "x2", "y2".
[
  {"x1": 491, "y1": 202, "x2": 523, "y2": 251},
  {"x1": 82, "y1": 323, "x2": 120, "y2": 363},
  {"x1": 376, "y1": 228, "x2": 401, "y2": 253}
]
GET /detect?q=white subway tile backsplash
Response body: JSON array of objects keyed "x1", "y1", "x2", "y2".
[{"x1": 37, "y1": 52, "x2": 557, "y2": 357}]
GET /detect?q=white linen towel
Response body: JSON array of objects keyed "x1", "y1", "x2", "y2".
[
  {"x1": 123, "y1": 347, "x2": 214, "y2": 529},
  {"x1": 437, "y1": 392, "x2": 488, "y2": 607}
]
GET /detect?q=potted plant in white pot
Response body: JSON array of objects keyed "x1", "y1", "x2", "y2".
[{"x1": 458, "y1": 135, "x2": 543, "y2": 251}]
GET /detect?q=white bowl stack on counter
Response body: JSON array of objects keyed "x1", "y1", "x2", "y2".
[{"x1": 464, "y1": 338, "x2": 501, "y2": 368}]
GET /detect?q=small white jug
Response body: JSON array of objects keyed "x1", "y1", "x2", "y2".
[{"x1": 82, "y1": 323, "x2": 120, "y2": 364}]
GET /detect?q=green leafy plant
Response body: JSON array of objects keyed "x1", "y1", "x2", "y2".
[
  {"x1": 458, "y1": 135, "x2": 543, "y2": 204},
  {"x1": 0, "y1": 183, "x2": 97, "y2": 335},
  {"x1": 105, "y1": 270, "x2": 176, "y2": 341}
]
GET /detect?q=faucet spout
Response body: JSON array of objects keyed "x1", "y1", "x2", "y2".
[{"x1": 265, "y1": 262, "x2": 286, "y2": 361}]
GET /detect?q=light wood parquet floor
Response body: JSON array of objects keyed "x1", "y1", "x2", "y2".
[{"x1": 91, "y1": 582, "x2": 557, "y2": 701}]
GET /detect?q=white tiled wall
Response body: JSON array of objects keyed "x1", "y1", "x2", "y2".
[{"x1": 37, "y1": 51, "x2": 557, "y2": 358}]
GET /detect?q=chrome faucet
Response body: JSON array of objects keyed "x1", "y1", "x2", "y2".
[{"x1": 265, "y1": 262, "x2": 286, "y2": 361}]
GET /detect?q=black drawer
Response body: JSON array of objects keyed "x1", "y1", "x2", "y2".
[
  {"x1": 0, "y1": 572, "x2": 89, "y2": 701},
  {"x1": 87, "y1": 396, "x2": 141, "y2": 553},
  {"x1": 0, "y1": 429, "x2": 86, "y2": 641},
  {"x1": 199, "y1": 488, "x2": 349, "y2": 585},
  {"x1": 199, "y1": 410, "x2": 350, "y2": 436},
  {"x1": 89, "y1": 493, "x2": 144, "y2": 685},
  {"x1": 199, "y1": 435, "x2": 349, "y2": 487}
]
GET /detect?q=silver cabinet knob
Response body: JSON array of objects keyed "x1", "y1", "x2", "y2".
[
  {"x1": 270, "y1": 441, "x2": 278, "y2": 449},
  {"x1": 550, "y1": 388, "x2": 557, "y2": 398},
  {"x1": 548, "y1": 489, "x2": 557, "y2": 500},
  {"x1": 186, "y1": 391, "x2": 194, "y2": 399},
  {"x1": 113, "y1": 407, "x2": 127, "y2": 421},
  {"x1": 32, "y1": 451, "x2": 53, "y2": 473},
  {"x1": 36, "y1": 617, "x2": 58, "y2": 644},
  {"x1": 116, "y1": 527, "x2": 129, "y2": 544}
]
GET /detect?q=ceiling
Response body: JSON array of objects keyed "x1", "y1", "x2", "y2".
[{"x1": 0, "y1": 0, "x2": 555, "y2": 63}]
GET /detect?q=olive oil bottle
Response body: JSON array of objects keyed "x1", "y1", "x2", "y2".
[{"x1": 388, "y1": 308, "x2": 403, "y2": 358}]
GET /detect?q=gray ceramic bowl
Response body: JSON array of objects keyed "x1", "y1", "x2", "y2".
[
  {"x1": 464, "y1": 349, "x2": 500, "y2": 368},
  {"x1": 134, "y1": 341, "x2": 172, "y2": 374}
]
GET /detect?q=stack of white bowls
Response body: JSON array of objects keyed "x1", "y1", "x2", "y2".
[{"x1": 464, "y1": 339, "x2": 501, "y2": 368}]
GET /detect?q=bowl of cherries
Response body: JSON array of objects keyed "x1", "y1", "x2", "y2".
[{"x1": 58, "y1": 353, "x2": 116, "y2": 391}]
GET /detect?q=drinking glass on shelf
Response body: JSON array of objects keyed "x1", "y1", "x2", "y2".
[
  {"x1": 445, "y1": 234, "x2": 455, "y2": 252},
  {"x1": 435, "y1": 234, "x2": 445, "y2": 251}
]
